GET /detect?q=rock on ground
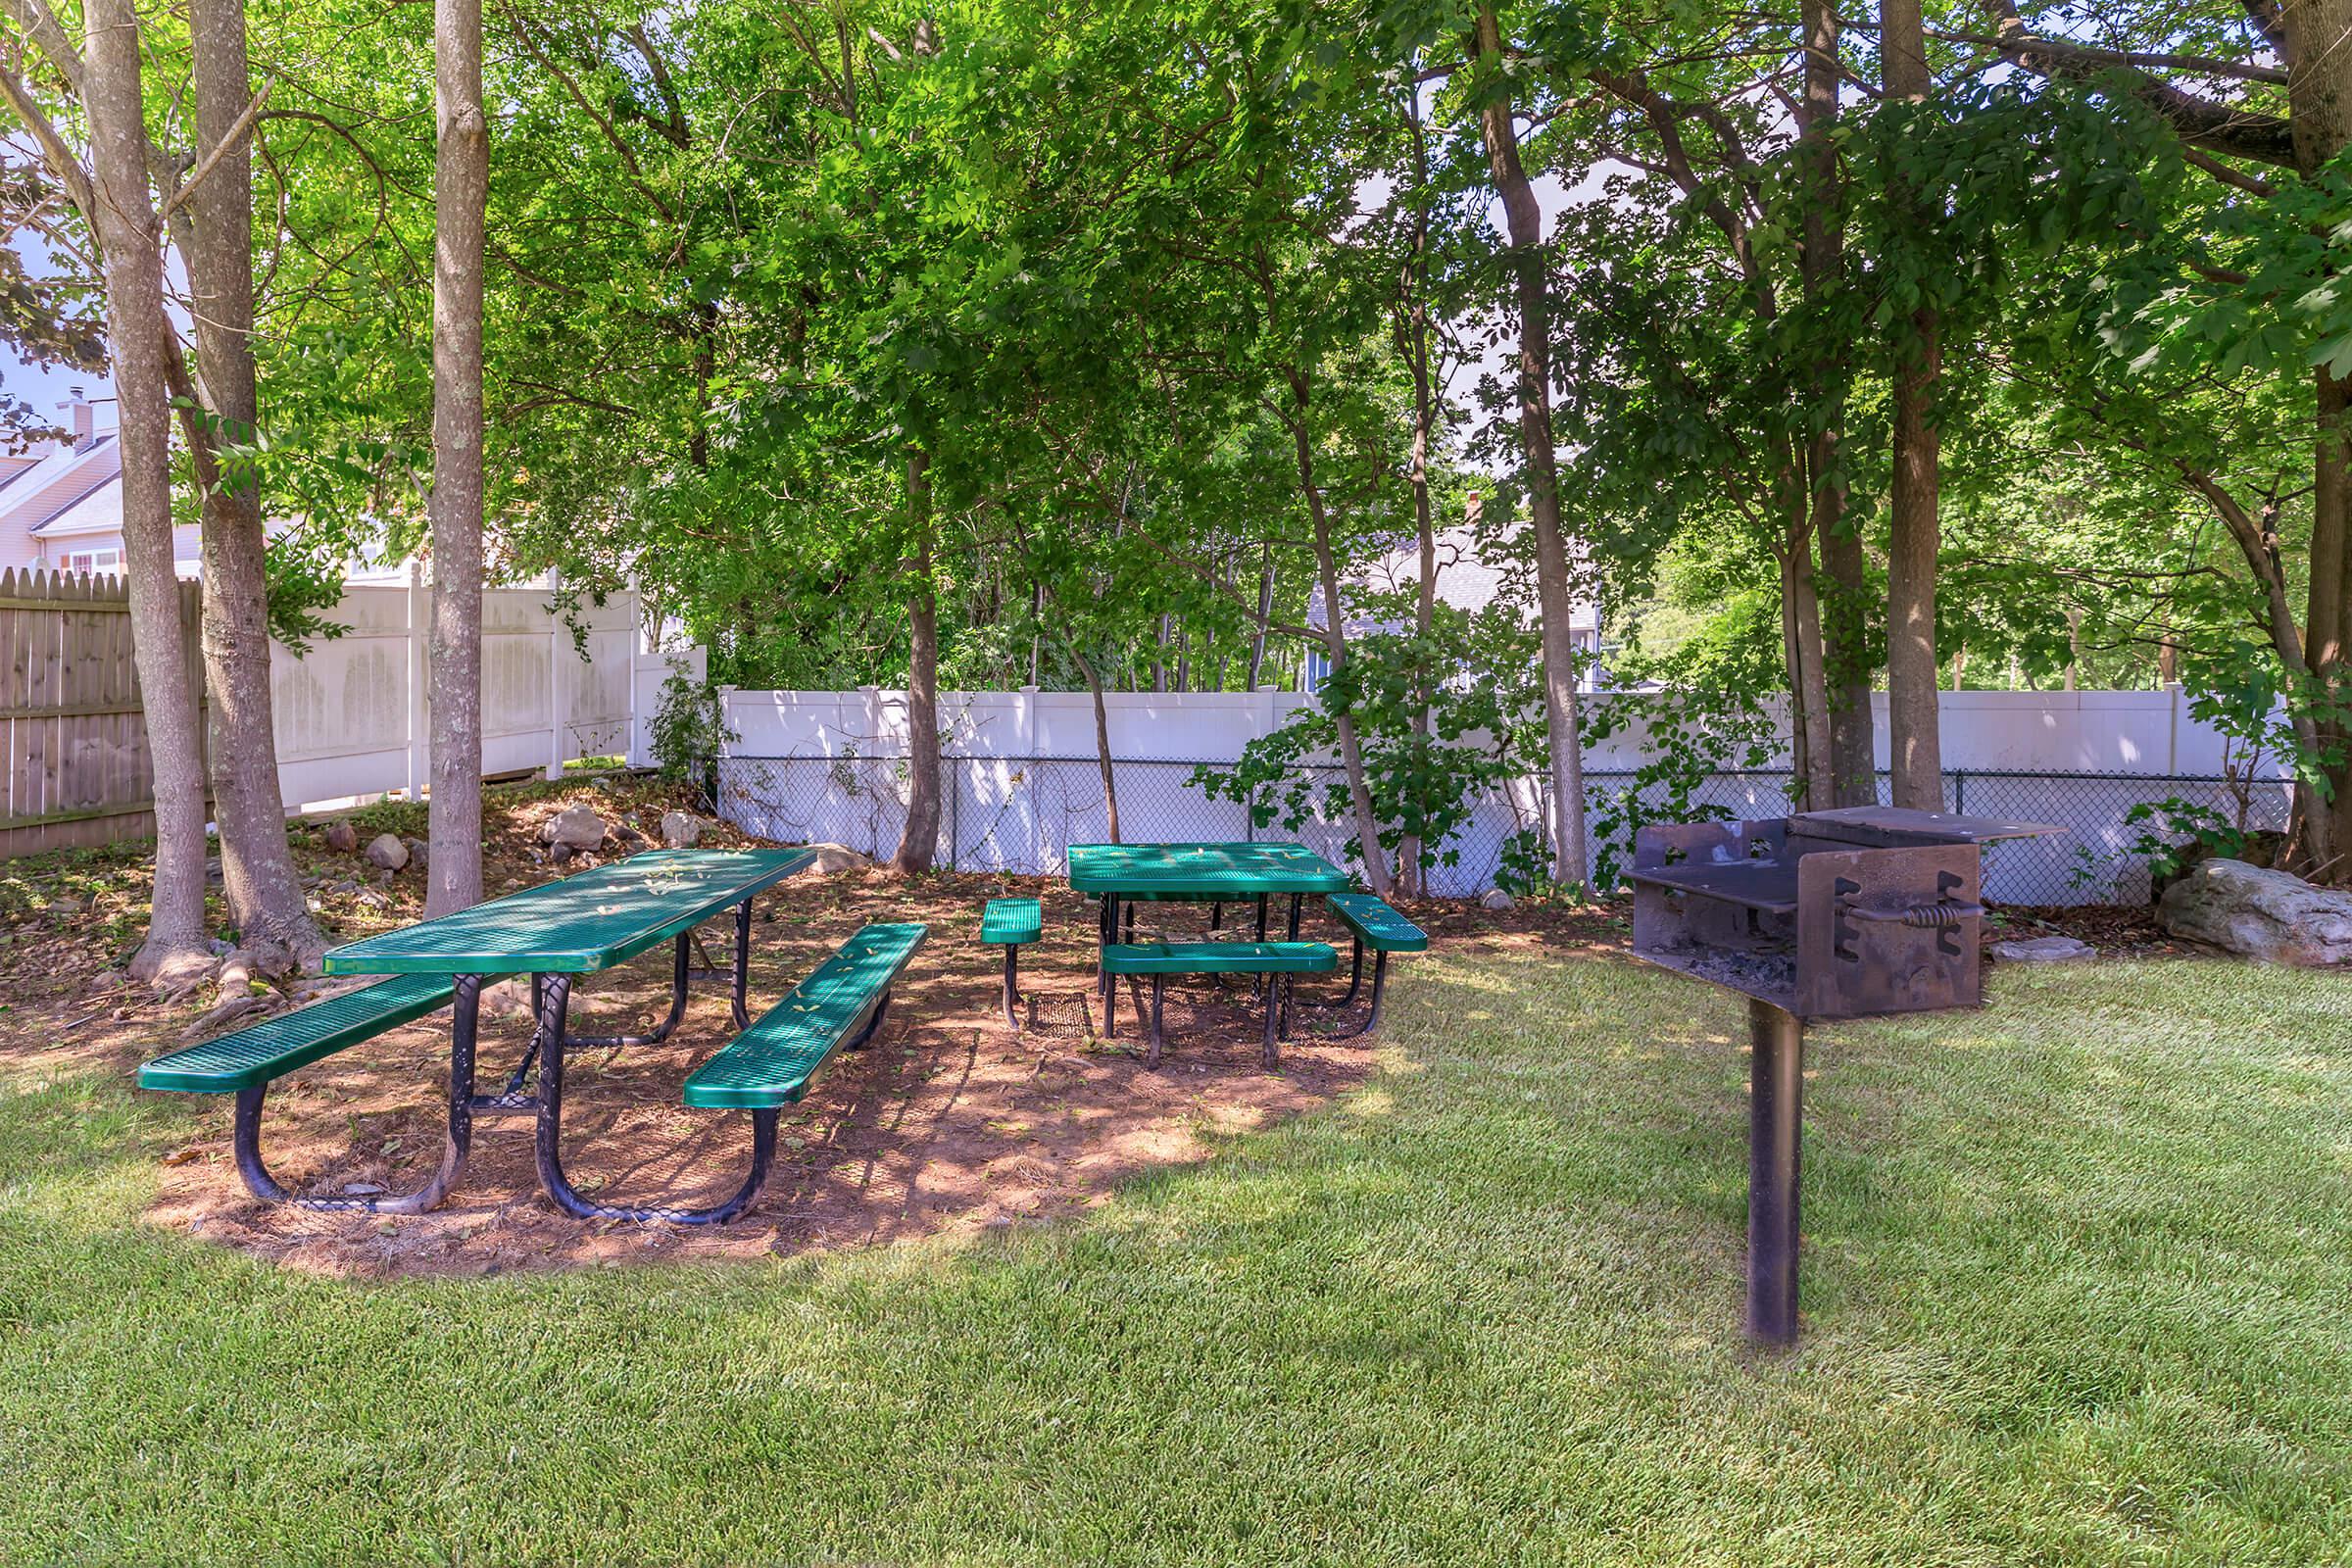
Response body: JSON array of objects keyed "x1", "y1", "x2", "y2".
[
  {"x1": 2156, "y1": 858, "x2": 2352, "y2": 966},
  {"x1": 365, "y1": 833, "x2": 409, "y2": 871},
  {"x1": 401, "y1": 837, "x2": 430, "y2": 872},
  {"x1": 1480, "y1": 887, "x2": 1514, "y2": 911},
  {"x1": 805, "y1": 842, "x2": 872, "y2": 873},
  {"x1": 541, "y1": 805, "x2": 608, "y2": 852},
  {"x1": 660, "y1": 810, "x2": 706, "y2": 850},
  {"x1": 321, "y1": 820, "x2": 359, "y2": 854},
  {"x1": 1990, "y1": 935, "x2": 2095, "y2": 963}
]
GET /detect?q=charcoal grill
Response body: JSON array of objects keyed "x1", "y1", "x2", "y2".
[{"x1": 1627, "y1": 804, "x2": 2060, "y2": 1348}]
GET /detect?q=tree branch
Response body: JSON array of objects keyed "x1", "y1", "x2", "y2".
[
  {"x1": 159, "y1": 77, "x2": 272, "y2": 223},
  {"x1": 1970, "y1": 0, "x2": 2297, "y2": 167}
]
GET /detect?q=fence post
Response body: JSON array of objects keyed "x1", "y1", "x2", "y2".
[
  {"x1": 1016, "y1": 684, "x2": 1039, "y2": 874},
  {"x1": 545, "y1": 568, "x2": 566, "y2": 780},
  {"x1": 1952, "y1": 769, "x2": 1966, "y2": 814},
  {"x1": 406, "y1": 559, "x2": 429, "y2": 800}
]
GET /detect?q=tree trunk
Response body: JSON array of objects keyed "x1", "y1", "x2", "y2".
[
  {"x1": 2277, "y1": 0, "x2": 2352, "y2": 863},
  {"x1": 1247, "y1": 541, "x2": 1274, "y2": 688},
  {"x1": 84, "y1": 0, "x2": 212, "y2": 985},
  {"x1": 1474, "y1": 5, "x2": 1589, "y2": 892},
  {"x1": 187, "y1": 0, "x2": 322, "y2": 960},
  {"x1": 1883, "y1": 0, "x2": 1945, "y2": 811},
  {"x1": 1779, "y1": 504, "x2": 1838, "y2": 809},
  {"x1": 425, "y1": 0, "x2": 488, "y2": 916},
  {"x1": 1284, "y1": 376, "x2": 1395, "y2": 898},
  {"x1": 1396, "y1": 78, "x2": 1439, "y2": 899},
  {"x1": 1800, "y1": 0, "x2": 1874, "y2": 806},
  {"x1": 894, "y1": 447, "x2": 942, "y2": 873},
  {"x1": 1067, "y1": 638, "x2": 1120, "y2": 843}
]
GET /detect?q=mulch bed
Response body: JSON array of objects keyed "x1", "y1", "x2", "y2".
[{"x1": 0, "y1": 776, "x2": 2185, "y2": 1278}]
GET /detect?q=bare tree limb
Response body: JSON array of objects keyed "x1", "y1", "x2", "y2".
[{"x1": 159, "y1": 76, "x2": 271, "y2": 222}]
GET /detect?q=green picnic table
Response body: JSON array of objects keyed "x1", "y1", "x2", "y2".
[
  {"x1": 300, "y1": 849, "x2": 820, "y2": 1220},
  {"x1": 1066, "y1": 842, "x2": 1350, "y2": 1004}
]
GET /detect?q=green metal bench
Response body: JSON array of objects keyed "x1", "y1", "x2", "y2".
[
  {"x1": 1318, "y1": 893, "x2": 1427, "y2": 1037},
  {"x1": 531, "y1": 921, "x2": 929, "y2": 1227},
  {"x1": 136, "y1": 974, "x2": 484, "y2": 1213},
  {"x1": 1100, "y1": 940, "x2": 1337, "y2": 1068},
  {"x1": 682, "y1": 921, "x2": 927, "y2": 1107},
  {"x1": 979, "y1": 897, "x2": 1041, "y2": 1030}
]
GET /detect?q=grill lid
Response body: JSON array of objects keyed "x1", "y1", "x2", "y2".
[{"x1": 1787, "y1": 805, "x2": 2063, "y2": 848}]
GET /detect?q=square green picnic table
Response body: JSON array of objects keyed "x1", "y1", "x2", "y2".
[{"x1": 1066, "y1": 841, "x2": 1350, "y2": 998}]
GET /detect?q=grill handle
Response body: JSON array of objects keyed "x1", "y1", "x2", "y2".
[{"x1": 1841, "y1": 901, "x2": 1985, "y2": 930}]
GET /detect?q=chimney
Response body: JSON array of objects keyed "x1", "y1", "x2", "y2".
[{"x1": 61, "y1": 388, "x2": 94, "y2": 452}]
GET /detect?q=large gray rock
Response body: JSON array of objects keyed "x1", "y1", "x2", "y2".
[
  {"x1": 364, "y1": 833, "x2": 408, "y2": 871},
  {"x1": 806, "y1": 842, "x2": 871, "y2": 873},
  {"x1": 541, "y1": 805, "x2": 608, "y2": 852},
  {"x1": 2156, "y1": 858, "x2": 2352, "y2": 966},
  {"x1": 1991, "y1": 935, "x2": 2095, "y2": 963},
  {"x1": 660, "y1": 810, "x2": 706, "y2": 850},
  {"x1": 321, "y1": 820, "x2": 359, "y2": 854},
  {"x1": 1480, "y1": 887, "x2": 1514, "y2": 912}
]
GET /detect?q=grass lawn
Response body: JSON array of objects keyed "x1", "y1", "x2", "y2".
[{"x1": 2, "y1": 944, "x2": 2347, "y2": 1565}]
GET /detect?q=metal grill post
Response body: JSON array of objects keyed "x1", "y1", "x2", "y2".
[{"x1": 1746, "y1": 998, "x2": 1804, "y2": 1349}]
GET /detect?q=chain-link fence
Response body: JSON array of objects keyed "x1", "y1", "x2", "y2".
[{"x1": 715, "y1": 754, "x2": 2290, "y2": 906}]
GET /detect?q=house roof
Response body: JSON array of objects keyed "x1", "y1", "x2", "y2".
[
  {"x1": 4, "y1": 433, "x2": 121, "y2": 538},
  {"x1": 30, "y1": 476, "x2": 123, "y2": 539}
]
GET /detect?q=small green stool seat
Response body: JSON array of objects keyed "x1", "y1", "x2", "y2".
[
  {"x1": 684, "y1": 922, "x2": 927, "y2": 1109},
  {"x1": 1100, "y1": 941, "x2": 1336, "y2": 1068},
  {"x1": 980, "y1": 898, "x2": 1041, "y2": 1031},
  {"x1": 137, "y1": 974, "x2": 463, "y2": 1094},
  {"x1": 980, "y1": 898, "x2": 1041, "y2": 945}
]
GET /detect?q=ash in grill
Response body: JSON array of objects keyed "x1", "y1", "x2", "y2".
[{"x1": 1624, "y1": 805, "x2": 2060, "y2": 1349}]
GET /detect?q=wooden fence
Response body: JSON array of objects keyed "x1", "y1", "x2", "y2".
[{"x1": 0, "y1": 567, "x2": 206, "y2": 858}]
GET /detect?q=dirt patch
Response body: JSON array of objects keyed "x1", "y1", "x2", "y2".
[
  {"x1": 132, "y1": 872, "x2": 1407, "y2": 1278},
  {"x1": 1984, "y1": 901, "x2": 2195, "y2": 959},
  {"x1": 0, "y1": 778, "x2": 1620, "y2": 1280}
]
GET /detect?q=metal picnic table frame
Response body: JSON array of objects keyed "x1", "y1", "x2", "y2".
[
  {"x1": 309, "y1": 847, "x2": 818, "y2": 1223},
  {"x1": 1066, "y1": 841, "x2": 1352, "y2": 1007}
]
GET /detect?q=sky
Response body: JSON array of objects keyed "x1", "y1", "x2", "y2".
[{"x1": 5, "y1": 229, "x2": 118, "y2": 434}]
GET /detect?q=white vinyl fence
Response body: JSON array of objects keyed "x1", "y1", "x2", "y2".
[
  {"x1": 713, "y1": 686, "x2": 2289, "y2": 906},
  {"x1": 270, "y1": 569, "x2": 701, "y2": 811}
]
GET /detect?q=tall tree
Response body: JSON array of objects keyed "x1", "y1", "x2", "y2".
[
  {"x1": 80, "y1": 0, "x2": 212, "y2": 982},
  {"x1": 425, "y1": 0, "x2": 487, "y2": 916},
  {"x1": 1395, "y1": 77, "x2": 1443, "y2": 898},
  {"x1": 1802, "y1": 0, "x2": 1875, "y2": 807},
  {"x1": 894, "y1": 445, "x2": 942, "y2": 872},
  {"x1": 1883, "y1": 0, "x2": 1944, "y2": 809},
  {"x1": 1471, "y1": 4, "x2": 1589, "y2": 893},
  {"x1": 1977, "y1": 0, "x2": 2349, "y2": 864},
  {"x1": 187, "y1": 0, "x2": 324, "y2": 957}
]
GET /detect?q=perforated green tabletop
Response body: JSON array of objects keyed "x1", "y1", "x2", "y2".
[
  {"x1": 1065, "y1": 842, "x2": 1348, "y2": 897},
  {"x1": 321, "y1": 849, "x2": 818, "y2": 976}
]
